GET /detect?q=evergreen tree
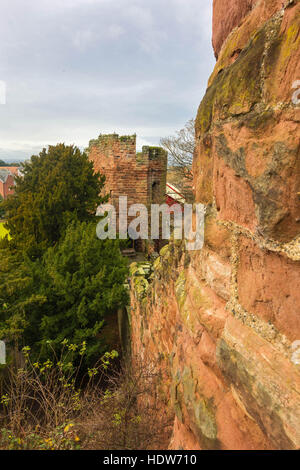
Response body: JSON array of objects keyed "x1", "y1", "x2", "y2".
[
  {"x1": 3, "y1": 144, "x2": 107, "y2": 257},
  {"x1": 0, "y1": 195, "x2": 5, "y2": 219},
  {"x1": 0, "y1": 221, "x2": 129, "y2": 363}
]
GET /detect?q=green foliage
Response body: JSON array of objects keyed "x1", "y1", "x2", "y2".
[
  {"x1": 0, "y1": 143, "x2": 128, "y2": 368},
  {"x1": 0, "y1": 247, "x2": 31, "y2": 343},
  {"x1": 2, "y1": 144, "x2": 107, "y2": 257},
  {"x1": 0, "y1": 223, "x2": 9, "y2": 239},
  {"x1": 0, "y1": 221, "x2": 128, "y2": 363},
  {"x1": 0, "y1": 160, "x2": 20, "y2": 167},
  {"x1": 0, "y1": 195, "x2": 5, "y2": 219}
]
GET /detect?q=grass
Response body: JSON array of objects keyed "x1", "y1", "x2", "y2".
[{"x1": 0, "y1": 222, "x2": 9, "y2": 239}]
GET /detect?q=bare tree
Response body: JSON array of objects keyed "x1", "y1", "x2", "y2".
[
  {"x1": 0, "y1": 349, "x2": 172, "y2": 450},
  {"x1": 160, "y1": 119, "x2": 195, "y2": 182},
  {"x1": 160, "y1": 119, "x2": 195, "y2": 202}
]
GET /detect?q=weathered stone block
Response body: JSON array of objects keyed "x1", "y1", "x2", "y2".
[
  {"x1": 196, "y1": 23, "x2": 266, "y2": 136},
  {"x1": 212, "y1": 0, "x2": 285, "y2": 66},
  {"x1": 217, "y1": 316, "x2": 300, "y2": 449},
  {"x1": 213, "y1": 111, "x2": 300, "y2": 241},
  {"x1": 204, "y1": 213, "x2": 232, "y2": 259},
  {"x1": 185, "y1": 267, "x2": 229, "y2": 340},
  {"x1": 214, "y1": 156, "x2": 257, "y2": 230},
  {"x1": 193, "y1": 135, "x2": 213, "y2": 204},
  {"x1": 212, "y1": 0, "x2": 255, "y2": 58},
  {"x1": 237, "y1": 236, "x2": 300, "y2": 341},
  {"x1": 200, "y1": 247, "x2": 231, "y2": 300},
  {"x1": 169, "y1": 417, "x2": 201, "y2": 450},
  {"x1": 264, "y1": 2, "x2": 300, "y2": 104}
]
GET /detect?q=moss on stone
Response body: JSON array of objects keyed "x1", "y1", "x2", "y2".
[
  {"x1": 175, "y1": 271, "x2": 187, "y2": 312},
  {"x1": 174, "y1": 401, "x2": 184, "y2": 423},
  {"x1": 142, "y1": 146, "x2": 168, "y2": 161},
  {"x1": 86, "y1": 133, "x2": 136, "y2": 152},
  {"x1": 265, "y1": 16, "x2": 300, "y2": 84},
  {"x1": 159, "y1": 244, "x2": 170, "y2": 257},
  {"x1": 216, "y1": 134, "x2": 247, "y2": 178},
  {"x1": 216, "y1": 338, "x2": 296, "y2": 449},
  {"x1": 179, "y1": 366, "x2": 219, "y2": 449},
  {"x1": 194, "y1": 398, "x2": 218, "y2": 443},
  {"x1": 196, "y1": 25, "x2": 267, "y2": 136},
  {"x1": 153, "y1": 257, "x2": 161, "y2": 271},
  {"x1": 190, "y1": 285, "x2": 212, "y2": 311},
  {"x1": 241, "y1": 107, "x2": 275, "y2": 130}
]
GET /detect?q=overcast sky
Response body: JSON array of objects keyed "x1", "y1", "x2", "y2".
[{"x1": 0, "y1": 0, "x2": 215, "y2": 162}]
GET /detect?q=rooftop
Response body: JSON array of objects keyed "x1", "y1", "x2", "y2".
[{"x1": 0, "y1": 169, "x2": 11, "y2": 184}]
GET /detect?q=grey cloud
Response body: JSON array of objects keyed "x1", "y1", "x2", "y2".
[{"x1": 0, "y1": 0, "x2": 215, "y2": 161}]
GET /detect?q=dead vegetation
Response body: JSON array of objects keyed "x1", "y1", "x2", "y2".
[{"x1": 0, "y1": 345, "x2": 172, "y2": 450}]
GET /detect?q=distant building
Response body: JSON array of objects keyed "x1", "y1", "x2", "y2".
[
  {"x1": 0, "y1": 167, "x2": 21, "y2": 200},
  {"x1": 0, "y1": 169, "x2": 15, "y2": 199},
  {"x1": 167, "y1": 167, "x2": 194, "y2": 203},
  {"x1": 166, "y1": 182, "x2": 185, "y2": 211},
  {"x1": 0, "y1": 166, "x2": 20, "y2": 176}
]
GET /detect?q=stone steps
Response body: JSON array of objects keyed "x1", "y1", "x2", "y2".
[{"x1": 121, "y1": 248, "x2": 136, "y2": 258}]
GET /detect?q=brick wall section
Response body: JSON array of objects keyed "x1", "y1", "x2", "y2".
[{"x1": 130, "y1": 0, "x2": 300, "y2": 450}]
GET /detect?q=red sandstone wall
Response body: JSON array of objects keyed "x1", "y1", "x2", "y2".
[
  {"x1": 130, "y1": 0, "x2": 300, "y2": 450},
  {"x1": 212, "y1": 0, "x2": 288, "y2": 58},
  {"x1": 212, "y1": 0, "x2": 255, "y2": 57}
]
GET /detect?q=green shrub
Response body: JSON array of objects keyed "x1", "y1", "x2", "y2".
[{"x1": 0, "y1": 220, "x2": 129, "y2": 364}]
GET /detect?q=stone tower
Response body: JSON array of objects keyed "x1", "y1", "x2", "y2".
[{"x1": 87, "y1": 133, "x2": 167, "y2": 249}]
